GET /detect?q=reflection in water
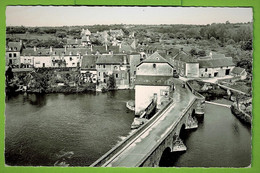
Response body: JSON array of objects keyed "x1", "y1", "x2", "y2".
[
  {"x1": 161, "y1": 103, "x2": 251, "y2": 167},
  {"x1": 5, "y1": 93, "x2": 251, "y2": 167},
  {"x1": 5, "y1": 90, "x2": 135, "y2": 166}
]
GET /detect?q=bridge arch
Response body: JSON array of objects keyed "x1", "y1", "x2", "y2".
[{"x1": 158, "y1": 147, "x2": 172, "y2": 167}]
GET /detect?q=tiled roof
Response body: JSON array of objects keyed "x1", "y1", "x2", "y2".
[
  {"x1": 174, "y1": 51, "x2": 198, "y2": 63},
  {"x1": 81, "y1": 55, "x2": 97, "y2": 68},
  {"x1": 231, "y1": 67, "x2": 246, "y2": 75},
  {"x1": 135, "y1": 75, "x2": 173, "y2": 86},
  {"x1": 119, "y1": 44, "x2": 134, "y2": 53},
  {"x1": 67, "y1": 39, "x2": 81, "y2": 45},
  {"x1": 6, "y1": 42, "x2": 23, "y2": 52},
  {"x1": 198, "y1": 57, "x2": 235, "y2": 68},
  {"x1": 137, "y1": 52, "x2": 174, "y2": 67},
  {"x1": 96, "y1": 54, "x2": 128, "y2": 64}
]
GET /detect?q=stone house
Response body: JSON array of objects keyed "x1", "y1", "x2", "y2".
[
  {"x1": 80, "y1": 55, "x2": 98, "y2": 83},
  {"x1": 135, "y1": 75, "x2": 174, "y2": 116},
  {"x1": 96, "y1": 54, "x2": 130, "y2": 91},
  {"x1": 231, "y1": 67, "x2": 247, "y2": 80},
  {"x1": 197, "y1": 54, "x2": 235, "y2": 78},
  {"x1": 136, "y1": 52, "x2": 174, "y2": 77},
  {"x1": 173, "y1": 51, "x2": 199, "y2": 78},
  {"x1": 135, "y1": 52, "x2": 174, "y2": 115},
  {"x1": 5, "y1": 41, "x2": 24, "y2": 67}
]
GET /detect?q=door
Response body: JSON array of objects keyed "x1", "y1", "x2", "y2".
[{"x1": 225, "y1": 69, "x2": 230, "y2": 75}]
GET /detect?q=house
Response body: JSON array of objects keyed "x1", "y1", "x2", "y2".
[
  {"x1": 231, "y1": 67, "x2": 247, "y2": 80},
  {"x1": 96, "y1": 54, "x2": 130, "y2": 91},
  {"x1": 136, "y1": 52, "x2": 174, "y2": 77},
  {"x1": 128, "y1": 53, "x2": 142, "y2": 87},
  {"x1": 5, "y1": 40, "x2": 24, "y2": 67},
  {"x1": 197, "y1": 54, "x2": 235, "y2": 78},
  {"x1": 135, "y1": 52, "x2": 175, "y2": 115},
  {"x1": 173, "y1": 51, "x2": 199, "y2": 78},
  {"x1": 135, "y1": 75, "x2": 174, "y2": 116},
  {"x1": 80, "y1": 55, "x2": 98, "y2": 83}
]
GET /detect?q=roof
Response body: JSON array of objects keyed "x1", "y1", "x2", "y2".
[
  {"x1": 135, "y1": 75, "x2": 173, "y2": 86},
  {"x1": 174, "y1": 51, "x2": 198, "y2": 63},
  {"x1": 81, "y1": 55, "x2": 98, "y2": 68},
  {"x1": 198, "y1": 57, "x2": 235, "y2": 68},
  {"x1": 119, "y1": 44, "x2": 134, "y2": 53},
  {"x1": 96, "y1": 54, "x2": 128, "y2": 64},
  {"x1": 67, "y1": 39, "x2": 81, "y2": 45},
  {"x1": 6, "y1": 42, "x2": 23, "y2": 52},
  {"x1": 231, "y1": 67, "x2": 246, "y2": 75},
  {"x1": 92, "y1": 45, "x2": 120, "y2": 54},
  {"x1": 137, "y1": 52, "x2": 174, "y2": 67}
]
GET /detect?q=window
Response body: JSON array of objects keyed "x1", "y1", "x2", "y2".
[
  {"x1": 115, "y1": 74, "x2": 119, "y2": 78},
  {"x1": 103, "y1": 65, "x2": 106, "y2": 68},
  {"x1": 205, "y1": 68, "x2": 208, "y2": 72},
  {"x1": 98, "y1": 72, "x2": 100, "y2": 76},
  {"x1": 153, "y1": 64, "x2": 156, "y2": 68},
  {"x1": 72, "y1": 63, "x2": 75, "y2": 65},
  {"x1": 104, "y1": 79, "x2": 106, "y2": 83},
  {"x1": 70, "y1": 57, "x2": 72, "y2": 61},
  {"x1": 103, "y1": 72, "x2": 106, "y2": 77},
  {"x1": 13, "y1": 53, "x2": 16, "y2": 57},
  {"x1": 9, "y1": 53, "x2": 12, "y2": 57},
  {"x1": 134, "y1": 71, "x2": 136, "y2": 75}
]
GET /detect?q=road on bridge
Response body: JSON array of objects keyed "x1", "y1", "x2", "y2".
[{"x1": 101, "y1": 79, "x2": 197, "y2": 167}]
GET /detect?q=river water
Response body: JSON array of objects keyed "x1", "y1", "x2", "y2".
[{"x1": 5, "y1": 91, "x2": 251, "y2": 167}]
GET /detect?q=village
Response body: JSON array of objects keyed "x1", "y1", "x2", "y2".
[{"x1": 5, "y1": 26, "x2": 252, "y2": 124}]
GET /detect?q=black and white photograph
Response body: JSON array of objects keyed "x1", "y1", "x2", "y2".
[{"x1": 5, "y1": 6, "x2": 252, "y2": 167}]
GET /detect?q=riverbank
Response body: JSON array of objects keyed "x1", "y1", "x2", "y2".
[{"x1": 230, "y1": 105, "x2": 251, "y2": 125}]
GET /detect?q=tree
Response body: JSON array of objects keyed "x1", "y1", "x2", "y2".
[
  {"x1": 55, "y1": 31, "x2": 66, "y2": 39},
  {"x1": 197, "y1": 50, "x2": 206, "y2": 57},
  {"x1": 189, "y1": 48, "x2": 197, "y2": 57},
  {"x1": 107, "y1": 74, "x2": 116, "y2": 90},
  {"x1": 5, "y1": 66, "x2": 14, "y2": 82}
]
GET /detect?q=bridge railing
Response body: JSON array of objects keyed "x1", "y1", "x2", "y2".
[
  {"x1": 186, "y1": 81, "x2": 205, "y2": 100},
  {"x1": 136, "y1": 97, "x2": 197, "y2": 166},
  {"x1": 90, "y1": 99, "x2": 173, "y2": 167}
]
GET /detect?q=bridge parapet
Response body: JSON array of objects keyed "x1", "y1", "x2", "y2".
[{"x1": 90, "y1": 99, "x2": 173, "y2": 167}]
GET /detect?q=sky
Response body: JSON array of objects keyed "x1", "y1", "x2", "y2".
[{"x1": 6, "y1": 6, "x2": 253, "y2": 26}]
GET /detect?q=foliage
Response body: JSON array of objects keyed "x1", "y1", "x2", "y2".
[
  {"x1": 5, "y1": 66, "x2": 14, "y2": 82},
  {"x1": 107, "y1": 74, "x2": 116, "y2": 90}
]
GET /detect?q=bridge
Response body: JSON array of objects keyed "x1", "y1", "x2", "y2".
[{"x1": 91, "y1": 79, "x2": 205, "y2": 167}]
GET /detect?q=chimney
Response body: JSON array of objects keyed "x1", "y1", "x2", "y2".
[
  {"x1": 34, "y1": 46, "x2": 37, "y2": 52},
  {"x1": 119, "y1": 43, "x2": 122, "y2": 49},
  {"x1": 20, "y1": 40, "x2": 22, "y2": 46},
  {"x1": 50, "y1": 46, "x2": 53, "y2": 53},
  {"x1": 123, "y1": 56, "x2": 127, "y2": 64},
  {"x1": 90, "y1": 45, "x2": 93, "y2": 52},
  {"x1": 209, "y1": 52, "x2": 213, "y2": 58},
  {"x1": 64, "y1": 46, "x2": 67, "y2": 52},
  {"x1": 105, "y1": 44, "x2": 108, "y2": 51}
]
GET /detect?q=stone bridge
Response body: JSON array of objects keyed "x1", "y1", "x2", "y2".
[{"x1": 90, "y1": 80, "x2": 205, "y2": 167}]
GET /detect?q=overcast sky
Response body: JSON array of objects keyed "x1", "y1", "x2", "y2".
[{"x1": 6, "y1": 6, "x2": 253, "y2": 26}]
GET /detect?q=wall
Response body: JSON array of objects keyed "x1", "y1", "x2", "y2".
[
  {"x1": 199, "y1": 66, "x2": 235, "y2": 78},
  {"x1": 185, "y1": 63, "x2": 199, "y2": 78},
  {"x1": 5, "y1": 51, "x2": 20, "y2": 67},
  {"x1": 63, "y1": 55, "x2": 81, "y2": 68},
  {"x1": 129, "y1": 54, "x2": 141, "y2": 85},
  {"x1": 135, "y1": 85, "x2": 170, "y2": 115},
  {"x1": 136, "y1": 63, "x2": 173, "y2": 76},
  {"x1": 33, "y1": 56, "x2": 52, "y2": 68}
]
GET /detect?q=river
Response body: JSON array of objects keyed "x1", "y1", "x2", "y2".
[{"x1": 5, "y1": 92, "x2": 251, "y2": 167}]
